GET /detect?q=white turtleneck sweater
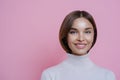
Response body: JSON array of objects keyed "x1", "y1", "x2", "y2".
[{"x1": 41, "y1": 53, "x2": 116, "y2": 80}]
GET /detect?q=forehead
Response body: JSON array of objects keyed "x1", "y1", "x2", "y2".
[{"x1": 72, "y1": 17, "x2": 93, "y2": 29}]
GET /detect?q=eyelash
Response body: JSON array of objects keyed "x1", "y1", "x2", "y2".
[
  {"x1": 69, "y1": 30, "x2": 92, "y2": 34},
  {"x1": 85, "y1": 31, "x2": 91, "y2": 34},
  {"x1": 69, "y1": 31, "x2": 77, "y2": 34}
]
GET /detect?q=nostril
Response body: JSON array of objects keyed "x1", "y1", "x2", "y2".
[
  {"x1": 77, "y1": 38, "x2": 84, "y2": 42},
  {"x1": 77, "y1": 33, "x2": 84, "y2": 41},
  {"x1": 77, "y1": 36, "x2": 84, "y2": 41}
]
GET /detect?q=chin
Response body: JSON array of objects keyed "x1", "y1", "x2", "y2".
[{"x1": 72, "y1": 51, "x2": 87, "y2": 56}]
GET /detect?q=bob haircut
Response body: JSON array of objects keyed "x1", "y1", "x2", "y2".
[{"x1": 59, "y1": 10, "x2": 97, "y2": 53}]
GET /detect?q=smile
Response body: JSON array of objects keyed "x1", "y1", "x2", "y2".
[{"x1": 75, "y1": 43, "x2": 87, "y2": 49}]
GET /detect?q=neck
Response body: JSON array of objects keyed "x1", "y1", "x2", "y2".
[
  {"x1": 65, "y1": 53, "x2": 94, "y2": 69},
  {"x1": 67, "y1": 53, "x2": 90, "y2": 61},
  {"x1": 70, "y1": 52, "x2": 88, "y2": 56}
]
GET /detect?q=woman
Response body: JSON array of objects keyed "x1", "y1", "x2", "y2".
[{"x1": 41, "y1": 10, "x2": 116, "y2": 80}]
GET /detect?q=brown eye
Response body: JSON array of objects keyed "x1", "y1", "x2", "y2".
[
  {"x1": 85, "y1": 31, "x2": 91, "y2": 34},
  {"x1": 69, "y1": 30, "x2": 77, "y2": 34}
]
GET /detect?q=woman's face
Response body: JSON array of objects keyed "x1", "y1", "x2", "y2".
[{"x1": 67, "y1": 17, "x2": 94, "y2": 56}]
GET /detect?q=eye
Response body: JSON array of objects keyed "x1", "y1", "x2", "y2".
[
  {"x1": 85, "y1": 31, "x2": 91, "y2": 34},
  {"x1": 69, "y1": 30, "x2": 77, "y2": 34}
]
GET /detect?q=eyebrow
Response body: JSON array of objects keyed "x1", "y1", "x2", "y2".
[
  {"x1": 85, "y1": 28, "x2": 93, "y2": 30},
  {"x1": 70, "y1": 28, "x2": 77, "y2": 30},
  {"x1": 70, "y1": 27, "x2": 93, "y2": 30}
]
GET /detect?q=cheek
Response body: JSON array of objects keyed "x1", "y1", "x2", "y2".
[
  {"x1": 85, "y1": 35, "x2": 94, "y2": 43},
  {"x1": 67, "y1": 35, "x2": 75, "y2": 44},
  {"x1": 67, "y1": 36, "x2": 72, "y2": 44}
]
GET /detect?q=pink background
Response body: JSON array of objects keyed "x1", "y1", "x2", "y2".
[{"x1": 0, "y1": 0, "x2": 120, "y2": 80}]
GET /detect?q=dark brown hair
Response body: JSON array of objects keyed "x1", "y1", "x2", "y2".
[{"x1": 59, "y1": 10, "x2": 97, "y2": 53}]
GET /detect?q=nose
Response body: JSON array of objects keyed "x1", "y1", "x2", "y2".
[{"x1": 77, "y1": 32, "x2": 84, "y2": 42}]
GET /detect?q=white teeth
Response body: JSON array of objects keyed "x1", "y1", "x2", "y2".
[
  {"x1": 76, "y1": 43, "x2": 86, "y2": 45},
  {"x1": 75, "y1": 43, "x2": 86, "y2": 49},
  {"x1": 77, "y1": 44, "x2": 85, "y2": 46}
]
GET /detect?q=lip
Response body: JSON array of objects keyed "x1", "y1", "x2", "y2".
[{"x1": 75, "y1": 43, "x2": 87, "y2": 49}]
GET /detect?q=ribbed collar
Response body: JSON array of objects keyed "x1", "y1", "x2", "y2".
[
  {"x1": 67, "y1": 53, "x2": 90, "y2": 61},
  {"x1": 65, "y1": 53, "x2": 94, "y2": 69}
]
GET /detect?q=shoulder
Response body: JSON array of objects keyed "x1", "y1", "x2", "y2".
[
  {"x1": 42, "y1": 64, "x2": 62, "y2": 74},
  {"x1": 94, "y1": 65, "x2": 116, "y2": 80},
  {"x1": 105, "y1": 70, "x2": 116, "y2": 80},
  {"x1": 41, "y1": 61, "x2": 66, "y2": 78},
  {"x1": 44, "y1": 60, "x2": 66, "y2": 73}
]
